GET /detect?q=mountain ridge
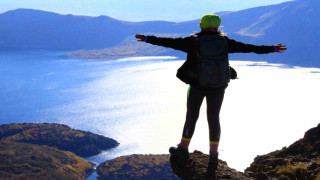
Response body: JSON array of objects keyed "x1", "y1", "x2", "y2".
[{"x1": 0, "y1": 0, "x2": 319, "y2": 67}]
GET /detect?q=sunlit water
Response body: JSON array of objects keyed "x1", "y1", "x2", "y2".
[{"x1": 1, "y1": 51, "x2": 320, "y2": 178}]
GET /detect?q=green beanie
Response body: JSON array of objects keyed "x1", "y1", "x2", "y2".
[{"x1": 200, "y1": 14, "x2": 221, "y2": 29}]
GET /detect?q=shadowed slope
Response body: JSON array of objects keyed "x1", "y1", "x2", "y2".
[{"x1": 246, "y1": 123, "x2": 320, "y2": 180}]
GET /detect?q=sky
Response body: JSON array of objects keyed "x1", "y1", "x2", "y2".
[{"x1": 0, "y1": 0, "x2": 293, "y2": 22}]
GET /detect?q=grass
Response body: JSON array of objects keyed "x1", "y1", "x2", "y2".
[
  {"x1": 277, "y1": 163, "x2": 307, "y2": 179},
  {"x1": 0, "y1": 141, "x2": 93, "y2": 180}
]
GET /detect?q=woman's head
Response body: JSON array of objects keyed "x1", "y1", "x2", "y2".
[{"x1": 200, "y1": 14, "x2": 221, "y2": 30}]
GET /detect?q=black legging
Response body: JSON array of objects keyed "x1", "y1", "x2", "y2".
[{"x1": 182, "y1": 85, "x2": 225, "y2": 143}]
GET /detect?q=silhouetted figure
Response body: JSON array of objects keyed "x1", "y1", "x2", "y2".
[{"x1": 136, "y1": 13, "x2": 287, "y2": 179}]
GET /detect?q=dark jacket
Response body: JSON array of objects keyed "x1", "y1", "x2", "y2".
[{"x1": 145, "y1": 31, "x2": 275, "y2": 88}]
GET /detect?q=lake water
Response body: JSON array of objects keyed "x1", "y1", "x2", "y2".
[{"x1": 1, "y1": 51, "x2": 320, "y2": 176}]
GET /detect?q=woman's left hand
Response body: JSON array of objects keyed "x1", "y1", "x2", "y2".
[
  {"x1": 275, "y1": 43, "x2": 287, "y2": 53},
  {"x1": 135, "y1": 34, "x2": 145, "y2": 42}
]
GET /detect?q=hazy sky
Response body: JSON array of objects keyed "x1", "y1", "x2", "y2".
[{"x1": 0, "y1": 0, "x2": 293, "y2": 22}]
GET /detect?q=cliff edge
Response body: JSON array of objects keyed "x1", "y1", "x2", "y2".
[{"x1": 246, "y1": 123, "x2": 320, "y2": 180}]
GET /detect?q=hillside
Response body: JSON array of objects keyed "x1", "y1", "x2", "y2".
[
  {"x1": 0, "y1": 141, "x2": 94, "y2": 180},
  {"x1": 0, "y1": 123, "x2": 120, "y2": 180},
  {"x1": 224, "y1": 0, "x2": 320, "y2": 67},
  {"x1": 0, "y1": 123, "x2": 119, "y2": 157}
]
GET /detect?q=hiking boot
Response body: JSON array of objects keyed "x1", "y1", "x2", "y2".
[
  {"x1": 206, "y1": 152, "x2": 218, "y2": 179},
  {"x1": 169, "y1": 144, "x2": 189, "y2": 158}
]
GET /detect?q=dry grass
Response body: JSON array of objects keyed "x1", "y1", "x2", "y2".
[{"x1": 277, "y1": 163, "x2": 307, "y2": 179}]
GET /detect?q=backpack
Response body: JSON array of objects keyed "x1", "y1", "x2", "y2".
[{"x1": 194, "y1": 33, "x2": 230, "y2": 88}]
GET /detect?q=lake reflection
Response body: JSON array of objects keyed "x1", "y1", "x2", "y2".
[{"x1": 1, "y1": 52, "x2": 320, "y2": 172}]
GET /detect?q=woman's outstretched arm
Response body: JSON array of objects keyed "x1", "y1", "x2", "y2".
[
  {"x1": 135, "y1": 33, "x2": 193, "y2": 53},
  {"x1": 227, "y1": 37, "x2": 287, "y2": 54}
]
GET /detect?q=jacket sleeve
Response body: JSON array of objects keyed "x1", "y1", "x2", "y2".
[
  {"x1": 146, "y1": 35, "x2": 194, "y2": 53},
  {"x1": 226, "y1": 37, "x2": 275, "y2": 54}
]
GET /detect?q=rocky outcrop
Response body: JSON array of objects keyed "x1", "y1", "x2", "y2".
[
  {"x1": 2, "y1": 122, "x2": 319, "y2": 180},
  {"x1": 245, "y1": 123, "x2": 320, "y2": 180},
  {"x1": 0, "y1": 123, "x2": 119, "y2": 157},
  {"x1": 96, "y1": 124, "x2": 320, "y2": 180},
  {"x1": 0, "y1": 141, "x2": 94, "y2": 180},
  {"x1": 97, "y1": 151, "x2": 252, "y2": 180},
  {"x1": 97, "y1": 154, "x2": 179, "y2": 180},
  {"x1": 170, "y1": 150, "x2": 253, "y2": 180}
]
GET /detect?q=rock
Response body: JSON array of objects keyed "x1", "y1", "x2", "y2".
[
  {"x1": 97, "y1": 154, "x2": 179, "y2": 180},
  {"x1": 277, "y1": 123, "x2": 320, "y2": 158},
  {"x1": 170, "y1": 150, "x2": 253, "y2": 180},
  {"x1": 0, "y1": 141, "x2": 94, "y2": 180},
  {"x1": 245, "y1": 123, "x2": 320, "y2": 180},
  {"x1": 278, "y1": 175, "x2": 291, "y2": 180},
  {"x1": 256, "y1": 172, "x2": 268, "y2": 180},
  {"x1": 0, "y1": 123, "x2": 119, "y2": 157},
  {"x1": 96, "y1": 150, "x2": 254, "y2": 180}
]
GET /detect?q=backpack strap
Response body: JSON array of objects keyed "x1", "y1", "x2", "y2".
[
  {"x1": 220, "y1": 35, "x2": 228, "y2": 56},
  {"x1": 191, "y1": 34, "x2": 200, "y2": 56}
]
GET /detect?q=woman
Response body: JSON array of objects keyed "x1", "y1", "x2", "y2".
[{"x1": 135, "y1": 14, "x2": 286, "y2": 178}]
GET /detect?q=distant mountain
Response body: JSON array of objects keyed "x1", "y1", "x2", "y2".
[
  {"x1": 0, "y1": 0, "x2": 320, "y2": 67},
  {"x1": 221, "y1": 0, "x2": 320, "y2": 67},
  {"x1": 0, "y1": 8, "x2": 198, "y2": 50}
]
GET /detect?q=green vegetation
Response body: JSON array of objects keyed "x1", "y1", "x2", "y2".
[
  {"x1": 0, "y1": 141, "x2": 93, "y2": 180},
  {"x1": 277, "y1": 163, "x2": 307, "y2": 179}
]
